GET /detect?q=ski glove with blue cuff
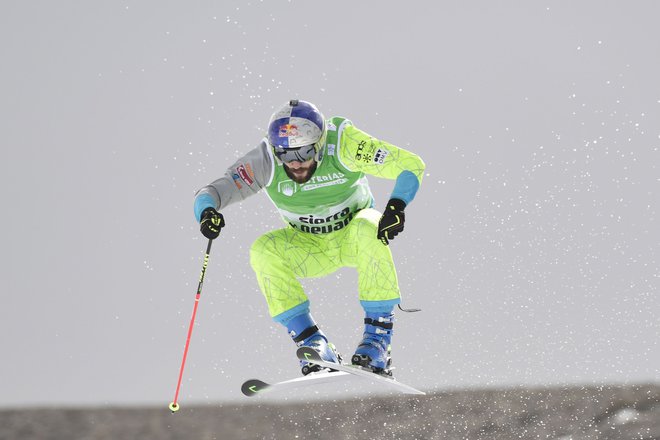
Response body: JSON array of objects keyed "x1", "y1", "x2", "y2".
[
  {"x1": 200, "y1": 207, "x2": 225, "y2": 240},
  {"x1": 377, "y1": 198, "x2": 406, "y2": 245}
]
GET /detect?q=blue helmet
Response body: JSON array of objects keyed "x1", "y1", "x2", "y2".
[{"x1": 267, "y1": 100, "x2": 326, "y2": 163}]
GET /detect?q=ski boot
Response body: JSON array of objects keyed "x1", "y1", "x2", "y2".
[
  {"x1": 287, "y1": 312, "x2": 340, "y2": 376},
  {"x1": 351, "y1": 311, "x2": 394, "y2": 376}
]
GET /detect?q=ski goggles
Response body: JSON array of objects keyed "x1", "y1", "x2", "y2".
[{"x1": 273, "y1": 144, "x2": 317, "y2": 164}]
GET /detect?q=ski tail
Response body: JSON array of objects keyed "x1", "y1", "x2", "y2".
[{"x1": 241, "y1": 379, "x2": 270, "y2": 397}]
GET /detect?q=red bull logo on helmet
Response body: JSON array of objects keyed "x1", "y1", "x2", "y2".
[{"x1": 279, "y1": 124, "x2": 299, "y2": 137}]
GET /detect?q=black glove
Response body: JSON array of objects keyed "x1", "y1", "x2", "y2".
[
  {"x1": 377, "y1": 198, "x2": 406, "y2": 245},
  {"x1": 200, "y1": 207, "x2": 225, "y2": 240}
]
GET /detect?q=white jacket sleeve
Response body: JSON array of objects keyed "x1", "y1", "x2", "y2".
[{"x1": 195, "y1": 140, "x2": 274, "y2": 212}]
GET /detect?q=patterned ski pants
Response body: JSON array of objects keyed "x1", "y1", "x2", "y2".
[{"x1": 249, "y1": 208, "x2": 401, "y2": 322}]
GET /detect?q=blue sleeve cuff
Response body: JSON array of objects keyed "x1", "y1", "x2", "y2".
[
  {"x1": 390, "y1": 170, "x2": 420, "y2": 205},
  {"x1": 194, "y1": 193, "x2": 217, "y2": 222}
]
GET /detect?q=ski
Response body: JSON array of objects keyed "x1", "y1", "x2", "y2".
[
  {"x1": 241, "y1": 370, "x2": 351, "y2": 397},
  {"x1": 296, "y1": 346, "x2": 425, "y2": 395}
]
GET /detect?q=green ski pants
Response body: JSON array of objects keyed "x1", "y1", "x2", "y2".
[{"x1": 249, "y1": 208, "x2": 401, "y2": 321}]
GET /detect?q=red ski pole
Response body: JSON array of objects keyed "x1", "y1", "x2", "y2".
[{"x1": 169, "y1": 238, "x2": 213, "y2": 413}]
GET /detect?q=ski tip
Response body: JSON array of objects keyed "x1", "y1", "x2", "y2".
[{"x1": 241, "y1": 379, "x2": 270, "y2": 397}]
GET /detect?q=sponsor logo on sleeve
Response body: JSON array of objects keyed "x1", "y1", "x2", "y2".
[
  {"x1": 355, "y1": 140, "x2": 366, "y2": 161},
  {"x1": 236, "y1": 163, "x2": 255, "y2": 186},
  {"x1": 355, "y1": 140, "x2": 377, "y2": 163},
  {"x1": 374, "y1": 148, "x2": 389, "y2": 164},
  {"x1": 232, "y1": 173, "x2": 242, "y2": 189}
]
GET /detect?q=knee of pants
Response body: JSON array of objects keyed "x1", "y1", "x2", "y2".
[{"x1": 249, "y1": 233, "x2": 282, "y2": 271}]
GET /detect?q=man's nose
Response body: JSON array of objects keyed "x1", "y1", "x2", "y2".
[{"x1": 288, "y1": 160, "x2": 302, "y2": 168}]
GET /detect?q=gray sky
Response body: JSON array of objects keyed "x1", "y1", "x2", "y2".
[{"x1": 1, "y1": 1, "x2": 658, "y2": 408}]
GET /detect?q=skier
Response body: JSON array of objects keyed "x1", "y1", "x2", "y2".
[{"x1": 194, "y1": 100, "x2": 425, "y2": 376}]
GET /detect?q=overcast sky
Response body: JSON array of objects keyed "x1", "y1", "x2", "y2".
[{"x1": 1, "y1": 1, "x2": 658, "y2": 408}]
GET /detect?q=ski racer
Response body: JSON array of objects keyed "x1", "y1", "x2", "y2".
[{"x1": 194, "y1": 100, "x2": 425, "y2": 375}]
